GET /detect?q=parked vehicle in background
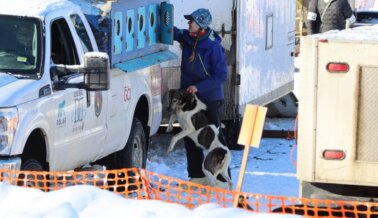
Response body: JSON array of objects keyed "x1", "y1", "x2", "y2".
[{"x1": 353, "y1": 9, "x2": 378, "y2": 26}]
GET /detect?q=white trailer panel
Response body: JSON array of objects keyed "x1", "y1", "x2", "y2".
[{"x1": 237, "y1": 0, "x2": 296, "y2": 110}]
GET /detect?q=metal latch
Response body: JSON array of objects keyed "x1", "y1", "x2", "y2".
[{"x1": 215, "y1": 24, "x2": 236, "y2": 38}]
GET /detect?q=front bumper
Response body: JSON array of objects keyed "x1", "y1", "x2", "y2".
[
  {"x1": 0, "y1": 157, "x2": 21, "y2": 171},
  {"x1": 0, "y1": 157, "x2": 21, "y2": 184}
]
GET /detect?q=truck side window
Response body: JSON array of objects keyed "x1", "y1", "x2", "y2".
[
  {"x1": 70, "y1": 14, "x2": 94, "y2": 53},
  {"x1": 51, "y1": 18, "x2": 79, "y2": 65}
]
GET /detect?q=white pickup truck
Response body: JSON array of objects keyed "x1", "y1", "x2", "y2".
[{"x1": 0, "y1": 0, "x2": 175, "y2": 172}]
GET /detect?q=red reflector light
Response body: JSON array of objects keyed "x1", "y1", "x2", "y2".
[
  {"x1": 319, "y1": 39, "x2": 328, "y2": 43},
  {"x1": 327, "y1": 63, "x2": 349, "y2": 73},
  {"x1": 323, "y1": 150, "x2": 346, "y2": 160}
]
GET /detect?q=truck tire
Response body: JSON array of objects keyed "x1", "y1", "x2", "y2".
[
  {"x1": 18, "y1": 159, "x2": 46, "y2": 190},
  {"x1": 21, "y1": 158, "x2": 44, "y2": 171},
  {"x1": 123, "y1": 118, "x2": 147, "y2": 169},
  {"x1": 106, "y1": 118, "x2": 147, "y2": 193},
  {"x1": 104, "y1": 118, "x2": 147, "y2": 170}
]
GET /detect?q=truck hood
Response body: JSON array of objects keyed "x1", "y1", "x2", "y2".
[{"x1": 0, "y1": 73, "x2": 39, "y2": 107}]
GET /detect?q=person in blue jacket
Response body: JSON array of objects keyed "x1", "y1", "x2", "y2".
[{"x1": 173, "y1": 8, "x2": 229, "y2": 187}]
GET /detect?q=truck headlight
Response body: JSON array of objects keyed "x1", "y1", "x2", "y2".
[{"x1": 0, "y1": 108, "x2": 18, "y2": 154}]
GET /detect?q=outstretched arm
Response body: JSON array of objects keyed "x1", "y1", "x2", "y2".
[{"x1": 173, "y1": 27, "x2": 184, "y2": 42}]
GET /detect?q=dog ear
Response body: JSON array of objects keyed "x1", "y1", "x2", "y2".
[
  {"x1": 169, "y1": 89, "x2": 177, "y2": 99},
  {"x1": 179, "y1": 90, "x2": 189, "y2": 99},
  {"x1": 189, "y1": 93, "x2": 196, "y2": 103},
  {"x1": 183, "y1": 91, "x2": 196, "y2": 103},
  {"x1": 178, "y1": 89, "x2": 187, "y2": 97}
]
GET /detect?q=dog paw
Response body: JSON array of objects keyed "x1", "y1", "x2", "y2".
[
  {"x1": 166, "y1": 147, "x2": 173, "y2": 154},
  {"x1": 166, "y1": 143, "x2": 175, "y2": 154}
]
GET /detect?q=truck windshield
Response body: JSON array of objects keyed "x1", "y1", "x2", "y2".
[{"x1": 0, "y1": 16, "x2": 42, "y2": 77}]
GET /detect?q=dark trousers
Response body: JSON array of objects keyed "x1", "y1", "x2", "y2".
[{"x1": 184, "y1": 99, "x2": 231, "y2": 181}]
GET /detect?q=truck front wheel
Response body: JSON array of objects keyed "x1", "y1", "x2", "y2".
[
  {"x1": 21, "y1": 158, "x2": 44, "y2": 171},
  {"x1": 106, "y1": 118, "x2": 147, "y2": 192},
  {"x1": 108, "y1": 118, "x2": 147, "y2": 170},
  {"x1": 18, "y1": 159, "x2": 46, "y2": 190},
  {"x1": 124, "y1": 118, "x2": 147, "y2": 169}
]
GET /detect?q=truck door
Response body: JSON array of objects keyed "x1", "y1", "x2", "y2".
[
  {"x1": 46, "y1": 14, "x2": 103, "y2": 170},
  {"x1": 68, "y1": 13, "x2": 108, "y2": 160}
]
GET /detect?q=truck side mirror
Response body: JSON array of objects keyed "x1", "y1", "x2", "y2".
[
  {"x1": 83, "y1": 52, "x2": 110, "y2": 91},
  {"x1": 51, "y1": 52, "x2": 110, "y2": 91}
]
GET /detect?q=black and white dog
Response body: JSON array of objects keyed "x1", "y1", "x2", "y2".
[{"x1": 166, "y1": 89, "x2": 232, "y2": 190}]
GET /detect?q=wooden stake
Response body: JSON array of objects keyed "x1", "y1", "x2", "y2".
[{"x1": 233, "y1": 104, "x2": 267, "y2": 207}]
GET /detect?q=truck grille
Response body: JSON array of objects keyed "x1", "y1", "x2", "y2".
[{"x1": 357, "y1": 66, "x2": 378, "y2": 162}]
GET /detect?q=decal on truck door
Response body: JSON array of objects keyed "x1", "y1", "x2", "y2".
[
  {"x1": 72, "y1": 90, "x2": 85, "y2": 133},
  {"x1": 124, "y1": 87, "x2": 131, "y2": 102},
  {"x1": 56, "y1": 100, "x2": 67, "y2": 128}
]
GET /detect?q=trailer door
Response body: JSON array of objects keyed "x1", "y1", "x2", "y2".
[{"x1": 315, "y1": 39, "x2": 378, "y2": 185}]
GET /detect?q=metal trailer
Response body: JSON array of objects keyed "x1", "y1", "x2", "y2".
[
  {"x1": 298, "y1": 25, "x2": 378, "y2": 202},
  {"x1": 162, "y1": 0, "x2": 296, "y2": 145}
]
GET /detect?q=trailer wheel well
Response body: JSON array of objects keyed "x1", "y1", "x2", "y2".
[{"x1": 22, "y1": 129, "x2": 48, "y2": 171}]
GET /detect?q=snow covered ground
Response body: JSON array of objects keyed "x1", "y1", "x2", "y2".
[
  {"x1": 0, "y1": 183, "x2": 298, "y2": 218},
  {"x1": 0, "y1": 118, "x2": 299, "y2": 217},
  {"x1": 147, "y1": 118, "x2": 299, "y2": 197}
]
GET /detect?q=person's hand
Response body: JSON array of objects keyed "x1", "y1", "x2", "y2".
[{"x1": 186, "y1": 85, "x2": 198, "y2": 94}]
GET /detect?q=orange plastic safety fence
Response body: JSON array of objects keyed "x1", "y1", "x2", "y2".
[{"x1": 1, "y1": 168, "x2": 378, "y2": 217}]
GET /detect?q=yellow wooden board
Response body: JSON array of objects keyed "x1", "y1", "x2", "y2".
[
  {"x1": 237, "y1": 105, "x2": 257, "y2": 146},
  {"x1": 237, "y1": 105, "x2": 267, "y2": 148},
  {"x1": 233, "y1": 104, "x2": 267, "y2": 207},
  {"x1": 251, "y1": 107, "x2": 267, "y2": 147}
]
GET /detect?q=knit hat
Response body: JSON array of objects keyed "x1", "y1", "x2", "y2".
[{"x1": 184, "y1": 8, "x2": 212, "y2": 29}]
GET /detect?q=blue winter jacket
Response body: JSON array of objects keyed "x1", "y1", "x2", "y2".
[{"x1": 174, "y1": 27, "x2": 228, "y2": 101}]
